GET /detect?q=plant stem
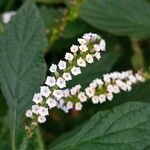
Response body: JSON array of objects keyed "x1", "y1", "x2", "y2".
[
  {"x1": 131, "y1": 38, "x2": 145, "y2": 71},
  {"x1": 36, "y1": 127, "x2": 45, "y2": 150},
  {"x1": 11, "y1": 108, "x2": 17, "y2": 150}
]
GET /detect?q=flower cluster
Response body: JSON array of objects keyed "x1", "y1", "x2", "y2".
[
  {"x1": 85, "y1": 70, "x2": 145, "y2": 104},
  {"x1": 25, "y1": 33, "x2": 106, "y2": 136},
  {"x1": 48, "y1": 71, "x2": 145, "y2": 113}
]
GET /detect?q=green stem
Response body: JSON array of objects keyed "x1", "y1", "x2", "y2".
[
  {"x1": 11, "y1": 108, "x2": 17, "y2": 150},
  {"x1": 36, "y1": 127, "x2": 45, "y2": 150},
  {"x1": 131, "y1": 38, "x2": 145, "y2": 70}
]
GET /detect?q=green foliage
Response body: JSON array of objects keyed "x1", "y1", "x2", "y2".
[
  {"x1": 0, "y1": 0, "x2": 47, "y2": 148},
  {"x1": 51, "y1": 101, "x2": 150, "y2": 150},
  {"x1": 80, "y1": 0, "x2": 150, "y2": 38}
]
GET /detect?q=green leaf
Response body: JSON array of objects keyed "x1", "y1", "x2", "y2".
[
  {"x1": 0, "y1": 0, "x2": 47, "y2": 149},
  {"x1": 69, "y1": 50, "x2": 121, "y2": 88},
  {"x1": 51, "y1": 101, "x2": 150, "y2": 150},
  {"x1": 80, "y1": 0, "x2": 150, "y2": 39}
]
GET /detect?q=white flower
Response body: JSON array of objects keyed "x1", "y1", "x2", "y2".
[
  {"x1": 103, "y1": 74, "x2": 111, "y2": 83},
  {"x1": 40, "y1": 86, "x2": 51, "y2": 98},
  {"x1": 92, "y1": 96, "x2": 99, "y2": 104},
  {"x1": 33, "y1": 93, "x2": 43, "y2": 104},
  {"x1": 85, "y1": 87, "x2": 95, "y2": 98},
  {"x1": 86, "y1": 54, "x2": 93, "y2": 63},
  {"x1": 99, "y1": 94, "x2": 106, "y2": 103},
  {"x1": 78, "y1": 38, "x2": 87, "y2": 45},
  {"x1": 63, "y1": 72, "x2": 72, "y2": 81},
  {"x1": 89, "y1": 82, "x2": 97, "y2": 89},
  {"x1": 53, "y1": 90, "x2": 64, "y2": 100},
  {"x1": 2, "y1": 11, "x2": 16, "y2": 23},
  {"x1": 66, "y1": 101, "x2": 73, "y2": 109},
  {"x1": 77, "y1": 58, "x2": 86, "y2": 67},
  {"x1": 63, "y1": 89, "x2": 70, "y2": 97},
  {"x1": 25, "y1": 109, "x2": 32, "y2": 118},
  {"x1": 75, "y1": 84, "x2": 81, "y2": 91},
  {"x1": 107, "y1": 93, "x2": 113, "y2": 101},
  {"x1": 113, "y1": 85, "x2": 120, "y2": 94},
  {"x1": 38, "y1": 116, "x2": 46, "y2": 123},
  {"x1": 58, "y1": 60, "x2": 66, "y2": 70},
  {"x1": 49, "y1": 64, "x2": 57, "y2": 73},
  {"x1": 99, "y1": 39, "x2": 106, "y2": 51},
  {"x1": 93, "y1": 78, "x2": 104, "y2": 86},
  {"x1": 39, "y1": 106, "x2": 49, "y2": 116},
  {"x1": 107, "y1": 84, "x2": 114, "y2": 93},
  {"x1": 135, "y1": 73, "x2": 145, "y2": 82},
  {"x1": 70, "y1": 87, "x2": 77, "y2": 95},
  {"x1": 71, "y1": 66, "x2": 81, "y2": 76},
  {"x1": 32, "y1": 105, "x2": 40, "y2": 114},
  {"x1": 46, "y1": 98, "x2": 57, "y2": 109},
  {"x1": 65, "y1": 53, "x2": 74, "y2": 61},
  {"x1": 75, "y1": 102, "x2": 82, "y2": 111},
  {"x1": 78, "y1": 92, "x2": 87, "y2": 102},
  {"x1": 94, "y1": 44, "x2": 101, "y2": 52},
  {"x1": 45, "y1": 76, "x2": 56, "y2": 87},
  {"x1": 70, "y1": 45, "x2": 78, "y2": 53},
  {"x1": 95, "y1": 52, "x2": 101, "y2": 60},
  {"x1": 83, "y1": 33, "x2": 91, "y2": 42},
  {"x1": 56, "y1": 77, "x2": 66, "y2": 88},
  {"x1": 62, "y1": 106, "x2": 69, "y2": 113},
  {"x1": 79, "y1": 45, "x2": 88, "y2": 52},
  {"x1": 128, "y1": 75, "x2": 137, "y2": 83}
]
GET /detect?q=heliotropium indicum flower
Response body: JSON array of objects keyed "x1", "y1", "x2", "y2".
[{"x1": 25, "y1": 33, "x2": 106, "y2": 137}]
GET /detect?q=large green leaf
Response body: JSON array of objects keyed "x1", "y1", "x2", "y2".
[
  {"x1": 51, "y1": 101, "x2": 150, "y2": 150},
  {"x1": 0, "y1": 0, "x2": 47, "y2": 148},
  {"x1": 80, "y1": 0, "x2": 150, "y2": 38},
  {"x1": 69, "y1": 50, "x2": 121, "y2": 88}
]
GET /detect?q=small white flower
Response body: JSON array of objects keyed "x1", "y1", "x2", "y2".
[
  {"x1": 92, "y1": 96, "x2": 99, "y2": 104},
  {"x1": 129, "y1": 75, "x2": 137, "y2": 83},
  {"x1": 33, "y1": 93, "x2": 43, "y2": 104},
  {"x1": 63, "y1": 72, "x2": 72, "y2": 81},
  {"x1": 70, "y1": 45, "x2": 78, "y2": 53},
  {"x1": 66, "y1": 101, "x2": 73, "y2": 109},
  {"x1": 107, "y1": 93, "x2": 113, "y2": 101},
  {"x1": 75, "y1": 84, "x2": 81, "y2": 91},
  {"x1": 65, "y1": 53, "x2": 74, "y2": 61},
  {"x1": 71, "y1": 66, "x2": 81, "y2": 76},
  {"x1": 95, "y1": 52, "x2": 101, "y2": 60},
  {"x1": 107, "y1": 84, "x2": 114, "y2": 93},
  {"x1": 40, "y1": 86, "x2": 51, "y2": 98},
  {"x1": 77, "y1": 58, "x2": 86, "y2": 67},
  {"x1": 56, "y1": 77, "x2": 66, "y2": 88},
  {"x1": 78, "y1": 92, "x2": 87, "y2": 102},
  {"x1": 78, "y1": 38, "x2": 87, "y2": 45},
  {"x1": 32, "y1": 105, "x2": 40, "y2": 114},
  {"x1": 39, "y1": 106, "x2": 49, "y2": 116},
  {"x1": 63, "y1": 89, "x2": 70, "y2": 97},
  {"x1": 62, "y1": 106, "x2": 69, "y2": 113},
  {"x1": 135, "y1": 73, "x2": 145, "y2": 82},
  {"x1": 45, "y1": 76, "x2": 56, "y2": 87},
  {"x1": 2, "y1": 11, "x2": 16, "y2": 23},
  {"x1": 99, "y1": 94, "x2": 106, "y2": 103},
  {"x1": 58, "y1": 60, "x2": 66, "y2": 70},
  {"x1": 38, "y1": 116, "x2": 46, "y2": 123},
  {"x1": 53, "y1": 90, "x2": 64, "y2": 100},
  {"x1": 94, "y1": 44, "x2": 101, "y2": 52},
  {"x1": 25, "y1": 109, "x2": 32, "y2": 118},
  {"x1": 89, "y1": 82, "x2": 97, "y2": 89},
  {"x1": 103, "y1": 74, "x2": 111, "y2": 83},
  {"x1": 113, "y1": 85, "x2": 120, "y2": 94},
  {"x1": 85, "y1": 87, "x2": 95, "y2": 98},
  {"x1": 49, "y1": 64, "x2": 57, "y2": 73},
  {"x1": 70, "y1": 87, "x2": 77, "y2": 95},
  {"x1": 75, "y1": 102, "x2": 82, "y2": 111},
  {"x1": 86, "y1": 54, "x2": 93, "y2": 63},
  {"x1": 99, "y1": 39, "x2": 106, "y2": 51},
  {"x1": 46, "y1": 98, "x2": 57, "y2": 109},
  {"x1": 79, "y1": 45, "x2": 88, "y2": 52}
]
